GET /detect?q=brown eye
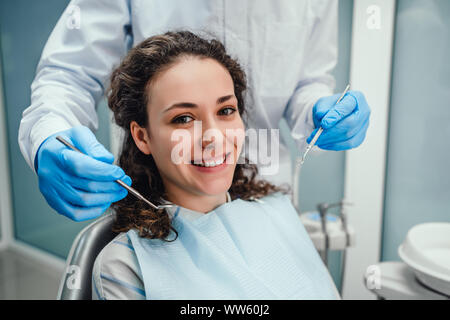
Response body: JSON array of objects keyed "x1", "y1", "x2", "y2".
[
  {"x1": 172, "y1": 115, "x2": 194, "y2": 124},
  {"x1": 219, "y1": 107, "x2": 236, "y2": 116}
]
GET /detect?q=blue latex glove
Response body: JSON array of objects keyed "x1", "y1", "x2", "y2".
[
  {"x1": 307, "y1": 90, "x2": 371, "y2": 151},
  {"x1": 35, "y1": 125, "x2": 131, "y2": 221}
]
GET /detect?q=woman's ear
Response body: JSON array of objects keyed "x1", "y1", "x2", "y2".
[{"x1": 130, "y1": 121, "x2": 151, "y2": 155}]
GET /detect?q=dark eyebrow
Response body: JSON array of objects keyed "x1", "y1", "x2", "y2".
[
  {"x1": 163, "y1": 95, "x2": 235, "y2": 113},
  {"x1": 216, "y1": 94, "x2": 234, "y2": 104}
]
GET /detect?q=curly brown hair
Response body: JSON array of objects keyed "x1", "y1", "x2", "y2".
[{"x1": 107, "y1": 31, "x2": 289, "y2": 241}]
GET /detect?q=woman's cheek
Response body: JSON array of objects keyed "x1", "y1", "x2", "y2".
[
  {"x1": 168, "y1": 128, "x2": 193, "y2": 165},
  {"x1": 232, "y1": 118, "x2": 245, "y2": 147}
]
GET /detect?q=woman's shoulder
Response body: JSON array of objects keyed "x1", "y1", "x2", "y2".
[
  {"x1": 94, "y1": 233, "x2": 133, "y2": 263},
  {"x1": 92, "y1": 232, "x2": 146, "y2": 299},
  {"x1": 96, "y1": 232, "x2": 136, "y2": 262}
]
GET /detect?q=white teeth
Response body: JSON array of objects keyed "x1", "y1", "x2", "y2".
[
  {"x1": 193, "y1": 154, "x2": 227, "y2": 167},
  {"x1": 205, "y1": 158, "x2": 222, "y2": 167}
]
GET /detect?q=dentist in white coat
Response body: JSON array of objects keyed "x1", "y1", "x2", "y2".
[{"x1": 18, "y1": 0, "x2": 371, "y2": 221}]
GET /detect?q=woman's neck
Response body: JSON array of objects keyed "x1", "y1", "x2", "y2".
[{"x1": 162, "y1": 182, "x2": 228, "y2": 214}]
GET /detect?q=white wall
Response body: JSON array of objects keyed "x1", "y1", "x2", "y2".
[{"x1": 342, "y1": 0, "x2": 396, "y2": 299}]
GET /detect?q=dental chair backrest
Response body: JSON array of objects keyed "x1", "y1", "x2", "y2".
[{"x1": 57, "y1": 211, "x2": 117, "y2": 300}]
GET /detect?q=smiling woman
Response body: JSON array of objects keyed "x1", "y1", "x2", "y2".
[
  {"x1": 107, "y1": 30, "x2": 287, "y2": 241},
  {"x1": 92, "y1": 31, "x2": 339, "y2": 300}
]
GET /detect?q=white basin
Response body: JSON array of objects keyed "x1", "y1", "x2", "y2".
[{"x1": 398, "y1": 222, "x2": 450, "y2": 296}]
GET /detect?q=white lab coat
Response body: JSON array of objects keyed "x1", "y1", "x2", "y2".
[{"x1": 18, "y1": 0, "x2": 337, "y2": 187}]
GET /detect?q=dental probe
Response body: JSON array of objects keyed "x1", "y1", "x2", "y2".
[
  {"x1": 56, "y1": 136, "x2": 176, "y2": 210},
  {"x1": 299, "y1": 84, "x2": 351, "y2": 166}
]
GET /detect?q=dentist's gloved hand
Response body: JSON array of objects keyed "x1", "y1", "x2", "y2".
[
  {"x1": 307, "y1": 90, "x2": 371, "y2": 150},
  {"x1": 35, "y1": 125, "x2": 131, "y2": 221}
]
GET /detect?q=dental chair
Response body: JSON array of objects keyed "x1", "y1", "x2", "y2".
[{"x1": 57, "y1": 210, "x2": 117, "y2": 300}]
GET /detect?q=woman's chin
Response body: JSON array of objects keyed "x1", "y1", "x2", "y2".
[{"x1": 190, "y1": 175, "x2": 233, "y2": 196}]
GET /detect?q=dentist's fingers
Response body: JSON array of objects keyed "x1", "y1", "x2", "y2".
[
  {"x1": 319, "y1": 118, "x2": 370, "y2": 151},
  {"x1": 69, "y1": 126, "x2": 115, "y2": 164},
  {"x1": 55, "y1": 180, "x2": 128, "y2": 207},
  {"x1": 41, "y1": 184, "x2": 111, "y2": 222},
  {"x1": 320, "y1": 94, "x2": 357, "y2": 129},
  {"x1": 66, "y1": 174, "x2": 132, "y2": 193},
  {"x1": 60, "y1": 149, "x2": 126, "y2": 181},
  {"x1": 312, "y1": 96, "x2": 335, "y2": 128},
  {"x1": 316, "y1": 109, "x2": 366, "y2": 146}
]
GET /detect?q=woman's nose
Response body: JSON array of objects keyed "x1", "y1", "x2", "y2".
[
  {"x1": 201, "y1": 137, "x2": 214, "y2": 149},
  {"x1": 201, "y1": 130, "x2": 224, "y2": 150},
  {"x1": 199, "y1": 119, "x2": 225, "y2": 150}
]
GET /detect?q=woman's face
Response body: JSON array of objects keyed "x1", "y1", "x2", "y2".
[{"x1": 132, "y1": 57, "x2": 245, "y2": 202}]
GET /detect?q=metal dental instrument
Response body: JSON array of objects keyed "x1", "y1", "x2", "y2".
[
  {"x1": 299, "y1": 84, "x2": 351, "y2": 166},
  {"x1": 292, "y1": 84, "x2": 351, "y2": 212},
  {"x1": 56, "y1": 136, "x2": 176, "y2": 210}
]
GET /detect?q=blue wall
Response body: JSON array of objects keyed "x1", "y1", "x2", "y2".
[
  {"x1": 0, "y1": 0, "x2": 110, "y2": 258},
  {"x1": 381, "y1": 0, "x2": 450, "y2": 261}
]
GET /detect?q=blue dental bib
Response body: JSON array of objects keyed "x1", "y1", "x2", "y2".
[{"x1": 127, "y1": 193, "x2": 339, "y2": 300}]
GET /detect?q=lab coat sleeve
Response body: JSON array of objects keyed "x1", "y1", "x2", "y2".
[
  {"x1": 18, "y1": 0, "x2": 132, "y2": 171},
  {"x1": 283, "y1": 0, "x2": 338, "y2": 153}
]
